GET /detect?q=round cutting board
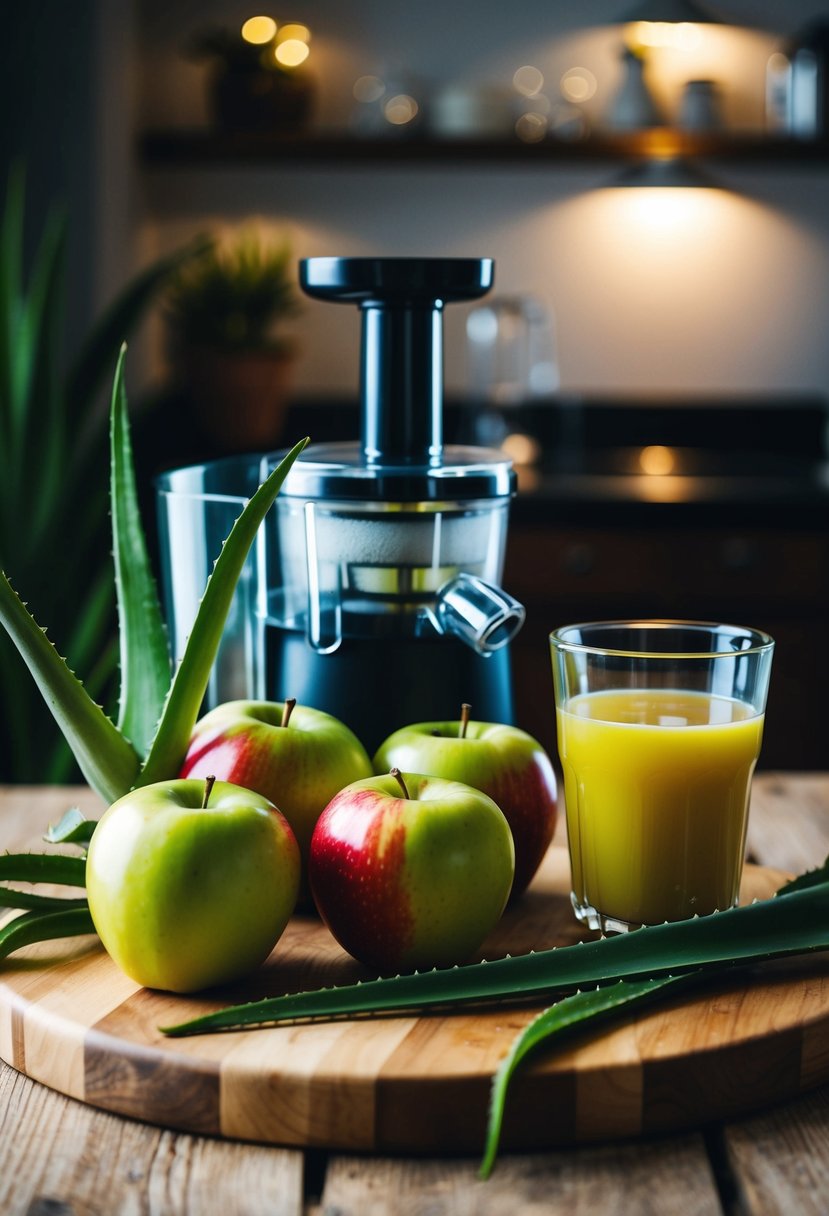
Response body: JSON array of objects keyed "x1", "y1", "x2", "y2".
[{"x1": 1, "y1": 850, "x2": 827, "y2": 1153}]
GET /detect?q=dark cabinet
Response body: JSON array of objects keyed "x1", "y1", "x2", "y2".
[{"x1": 505, "y1": 523, "x2": 829, "y2": 770}]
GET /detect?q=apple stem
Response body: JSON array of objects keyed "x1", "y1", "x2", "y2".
[
  {"x1": 390, "y1": 768, "x2": 411, "y2": 800},
  {"x1": 459, "y1": 703, "x2": 472, "y2": 739},
  {"x1": 202, "y1": 775, "x2": 216, "y2": 809},
  {"x1": 281, "y1": 698, "x2": 297, "y2": 728}
]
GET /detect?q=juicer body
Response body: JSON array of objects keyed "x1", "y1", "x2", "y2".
[
  {"x1": 267, "y1": 632, "x2": 514, "y2": 754},
  {"x1": 156, "y1": 257, "x2": 526, "y2": 751}
]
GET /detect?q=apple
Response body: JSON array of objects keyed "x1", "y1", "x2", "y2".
[
  {"x1": 309, "y1": 768, "x2": 515, "y2": 972},
  {"x1": 86, "y1": 777, "x2": 300, "y2": 993},
  {"x1": 180, "y1": 699, "x2": 373, "y2": 889},
  {"x1": 373, "y1": 704, "x2": 557, "y2": 899}
]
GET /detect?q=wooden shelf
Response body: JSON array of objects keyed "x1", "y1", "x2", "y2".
[{"x1": 139, "y1": 129, "x2": 829, "y2": 169}]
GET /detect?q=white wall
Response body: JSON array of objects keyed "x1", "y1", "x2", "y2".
[{"x1": 135, "y1": 0, "x2": 829, "y2": 401}]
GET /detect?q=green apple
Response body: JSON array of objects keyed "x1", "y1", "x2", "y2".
[
  {"x1": 309, "y1": 769, "x2": 515, "y2": 972},
  {"x1": 373, "y1": 705, "x2": 558, "y2": 898},
  {"x1": 86, "y1": 778, "x2": 300, "y2": 992},
  {"x1": 180, "y1": 700, "x2": 373, "y2": 891}
]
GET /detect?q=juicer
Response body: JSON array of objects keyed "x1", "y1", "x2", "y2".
[{"x1": 157, "y1": 256, "x2": 525, "y2": 752}]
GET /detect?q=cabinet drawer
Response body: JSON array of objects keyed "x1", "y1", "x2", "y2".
[{"x1": 506, "y1": 526, "x2": 829, "y2": 606}]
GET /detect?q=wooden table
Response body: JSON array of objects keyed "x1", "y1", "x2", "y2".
[{"x1": 2, "y1": 775, "x2": 829, "y2": 1215}]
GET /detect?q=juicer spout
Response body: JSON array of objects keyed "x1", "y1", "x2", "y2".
[{"x1": 434, "y1": 573, "x2": 525, "y2": 656}]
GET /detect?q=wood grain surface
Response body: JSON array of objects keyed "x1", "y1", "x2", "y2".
[{"x1": 1, "y1": 785, "x2": 827, "y2": 1155}]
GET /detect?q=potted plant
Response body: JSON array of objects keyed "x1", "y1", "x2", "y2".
[{"x1": 164, "y1": 232, "x2": 301, "y2": 451}]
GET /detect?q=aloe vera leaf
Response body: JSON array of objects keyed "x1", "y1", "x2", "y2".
[
  {"x1": 43, "y1": 808, "x2": 97, "y2": 846},
  {"x1": 0, "y1": 853, "x2": 87, "y2": 886},
  {"x1": 110, "y1": 346, "x2": 171, "y2": 757},
  {"x1": 0, "y1": 570, "x2": 140, "y2": 802},
  {"x1": 479, "y1": 867, "x2": 824, "y2": 1178},
  {"x1": 0, "y1": 907, "x2": 97, "y2": 961},
  {"x1": 479, "y1": 974, "x2": 695, "y2": 1178},
  {"x1": 161, "y1": 878, "x2": 829, "y2": 1036},
  {"x1": 137, "y1": 437, "x2": 309, "y2": 787},
  {"x1": 0, "y1": 890, "x2": 89, "y2": 913}
]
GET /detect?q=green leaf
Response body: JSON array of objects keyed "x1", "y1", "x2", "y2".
[
  {"x1": 137, "y1": 437, "x2": 308, "y2": 787},
  {"x1": 0, "y1": 569, "x2": 140, "y2": 802},
  {"x1": 160, "y1": 875, "x2": 829, "y2": 1036},
  {"x1": 0, "y1": 907, "x2": 97, "y2": 961},
  {"x1": 0, "y1": 889, "x2": 89, "y2": 912},
  {"x1": 0, "y1": 853, "x2": 87, "y2": 886},
  {"x1": 110, "y1": 345, "x2": 171, "y2": 756},
  {"x1": 43, "y1": 808, "x2": 98, "y2": 846},
  {"x1": 479, "y1": 975, "x2": 693, "y2": 1178}
]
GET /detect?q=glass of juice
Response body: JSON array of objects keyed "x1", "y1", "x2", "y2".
[{"x1": 550, "y1": 620, "x2": 774, "y2": 933}]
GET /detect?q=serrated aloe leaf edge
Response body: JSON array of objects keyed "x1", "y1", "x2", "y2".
[
  {"x1": 0, "y1": 570, "x2": 140, "y2": 803},
  {"x1": 0, "y1": 340, "x2": 308, "y2": 800},
  {"x1": 161, "y1": 865, "x2": 829, "y2": 1036},
  {"x1": 479, "y1": 973, "x2": 695, "y2": 1178},
  {"x1": 43, "y1": 807, "x2": 97, "y2": 845},
  {"x1": 110, "y1": 345, "x2": 171, "y2": 758},
  {"x1": 136, "y1": 435, "x2": 308, "y2": 787},
  {"x1": 0, "y1": 906, "x2": 96, "y2": 960}
]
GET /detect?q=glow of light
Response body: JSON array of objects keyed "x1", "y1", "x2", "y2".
[
  {"x1": 560, "y1": 67, "x2": 598, "y2": 103},
  {"x1": 513, "y1": 65, "x2": 544, "y2": 97},
  {"x1": 353, "y1": 75, "x2": 385, "y2": 103},
  {"x1": 277, "y1": 22, "x2": 310, "y2": 44},
  {"x1": 515, "y1": 112, "x2": 547, "y2": 142},
  {"x1": 502, "y1": 433, "x2": 542, "y2": 465},
  {"x1": 275, "y1": 39, "x2": 310, "y2": 67},
  {"x1": 241, "y1": 15, "x2": 277, "y2": 45},
  {"x1": 628, "y1": 21, "x2": 702, "y2": 50},
  {"x1": 607, "y1": 186, "x2": 712, "y2": 234},
  {"x1": 384, "y1": 94, "x2": 419, "y2": 125},
  {"x1": 634, "y1": 475, "x2": 693, "y2": 503},
  {"x1": 639, "y1": 445, "x2": 676, "y2": 475}
]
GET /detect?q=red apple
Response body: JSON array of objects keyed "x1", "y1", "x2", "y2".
[
  {"x1": 309, "y1": 768, "x2": 515, "y2": 972},
  {"x1": 180, "y1": 699, "x2": 373, "y2": 892},
  {"x1": 373, "y1": 705, "x2": 557, "y2": 899}
]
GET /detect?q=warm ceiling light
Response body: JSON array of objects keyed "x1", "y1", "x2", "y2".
[
  {"x1": 515, "y1": 112, "x2": 547, "y2": 142},
  {"x1": 384, "y1": 94, "x2": 419, "y2": 125},
  {"x1": 639, "y1": 445, "x2": 677, "y2": 475},
  {"x1": 502, "y1": 433, "x2": 542, "y2": 465},
  {"x1": 513, "y1": 65, "x2": 544, "y2": 97},
  {"x1": 274, "y1": 39, "x2": 310, "y2": 67},
  {"x1": 561, "y1": 67, "x2": 598, "y2": 103},
  {"x1": 277, "y1": 22, "x2": 310, "y2": 43},
  {"x1": 241, "y1": 16, "x2": 277, "y2": 45}
]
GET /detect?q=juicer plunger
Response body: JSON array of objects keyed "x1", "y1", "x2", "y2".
[{"x1": 260, "y1": 257, "x2": 526, "y2": 748}]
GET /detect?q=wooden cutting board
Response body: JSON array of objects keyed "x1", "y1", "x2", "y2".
[{"x1": 2, "y1": 847, "x2": 828, "y2": 1155}]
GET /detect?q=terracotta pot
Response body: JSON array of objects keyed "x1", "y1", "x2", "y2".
[{"x1": 181, "y1": 346, "x2": 295, "y2": 452}]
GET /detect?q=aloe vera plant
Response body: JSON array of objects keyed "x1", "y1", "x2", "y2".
[
  {"x1": 0, "y1": 347, "x2": 306, "y2": 802},
  {"x1": 0, "y1": 167, "x2": 211, "y2": 783},
  {"x1": 0, "y1": 345, "x2": 306, "y2": 958}
]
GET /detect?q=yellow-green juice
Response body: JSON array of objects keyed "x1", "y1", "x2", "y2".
[{"x1": 557, "y1": 688, "x2": 764, "y2": 927}]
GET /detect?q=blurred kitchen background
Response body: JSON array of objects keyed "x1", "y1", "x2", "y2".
[{"x1": 2, "y1": 0, "x2": 829, "y2": 778}]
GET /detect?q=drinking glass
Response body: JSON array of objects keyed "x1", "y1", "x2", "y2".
[{"x1": 550, "y1": 620, "x2": 774, "y2": 933}]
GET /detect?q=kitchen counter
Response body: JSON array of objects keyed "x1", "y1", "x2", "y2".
[{"x1": 2, "y1": 776, "x2": 829, "y2": 1214}]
